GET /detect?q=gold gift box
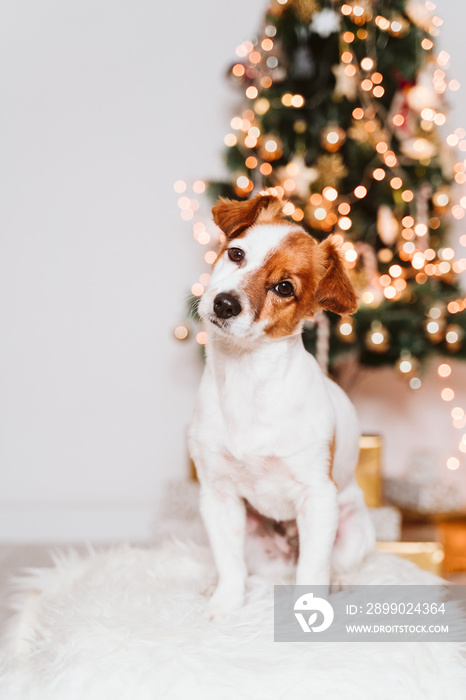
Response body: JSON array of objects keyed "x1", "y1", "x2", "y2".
[
  {"x1": 356, "y1": 435, "x2": 382, "y2": 508},
  {"x1": 435, "y1": 519, "x2": 466, "y2": 575},
  {"x1": 375, "y1": 541, "x2": 444, "y2": 576}
]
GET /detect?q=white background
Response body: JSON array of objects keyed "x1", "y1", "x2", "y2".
[{"x1": 1, "y1": 1, "x2": 466, "y2": 541}]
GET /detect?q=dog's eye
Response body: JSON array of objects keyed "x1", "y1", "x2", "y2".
[
  {"x1": 273, "y1": 281, "x2": 294, "y2": 297},
  {"x1": 227, "y1": 247, "x2": 245, "y2": 263}
]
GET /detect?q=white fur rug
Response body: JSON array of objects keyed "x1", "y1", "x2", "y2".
[{"x1": 1, "y1": 539, "x2": 466, "y2": 700}]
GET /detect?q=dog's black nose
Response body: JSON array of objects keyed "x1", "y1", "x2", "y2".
[{"x1": 213, "y1": 292, "x2": 242, "y2": 319}]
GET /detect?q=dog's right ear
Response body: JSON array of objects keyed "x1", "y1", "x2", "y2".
[
  {"x1": 315, "y1": 237, "x2": 358, "y2": 315},
  {"x1": 212, "y1": 194, "x2": 282, "y2": 240}
]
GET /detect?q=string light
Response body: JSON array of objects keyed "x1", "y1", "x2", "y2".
[
  {"x1": 338, "y1": 216, "x2": 351, "y2": 230},
  {"x1": 173, "y1": 180, "x2": 187, "y2": 193},
  {"x1": 254, "y1": 98, "x2": 270, "y2": 115},
  {"x1": 260, "y1": 163, "x2": 272, "y2": 176},
  {"x1": 441, "y1": 388, "x2": 455, "y2": 402},
  {"x1": 401, "y1": 190, "x2": 414, "y2": 202},
  {"x1": 193, "y1": 181, "x2": 206, "y2": 194},
  {"x1": 232, "y1": 64, "x2": 245, "y2": 77},
  {"x1": 438, "y1": 363, "x2": 452, "y2": 378},
  {"x1": 323, "y1": 187, "x2": 338, "y2": 201},
  {"x1": 205, "y1": 251, "x2": 217, "y2": 265},
  {"x1": 360, "y1": 57, "x2": 374, "y2": 71},
  {"x1": 174, "y1": 325, "x2": 189, "y2": 341}
]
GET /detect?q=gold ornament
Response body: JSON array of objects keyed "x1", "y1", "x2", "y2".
[
  {"x1": 338, "y1": 316, "x2": 356, "y2": 343},
  {"x1": 424, "y1": 309, "x2": 445, "y2": 344},
  {"x1": 258, "y1": 133, "x2": 283, "y2": 161},
  {"x1": 378, "y1": 248, "x2": 394, "y2": 263},
  {"x1": 315, "y1": 153, "x2": 348, "y2": 189},
  {"x1": 348, "y1": 118, "x2": 388, "y2": 149},
  {"x1": 321, "y1": 124, "x2": 346, "y2": 153},
  {"x1": 304, "y1": 200, "x2": 336, "y2": 232},
  {"x1": 365, "y1": 321, "x2": 390, "y2": 353},
  {"x1": 234, "y1": 173, "x2": 254, "y2": 197},
  {"x1": 290, "y1": 0, "x2": 320, "y2": 24},
  {"x1": 445, "y1": 324, "x2": 463, "y2": 352},
  {"x1": 293, "y1": 119, "x2": 307, "y2": 134}
]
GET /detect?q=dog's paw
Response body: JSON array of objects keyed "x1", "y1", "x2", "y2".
[
  {"x1": 201, "y1": 579, "x2": 217, "y2": 597},
  {"x1": 204, "y1": 585, "x2": 244, "y2": 622}
]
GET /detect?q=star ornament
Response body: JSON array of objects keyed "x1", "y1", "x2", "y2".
[
  {"x1": 310, "y1": 9, "x2": 341, "y2": 37},
  {"x1": 332, "y1": 62, "x2": 358, "y2": 101},
  {"x1": 275, "y1": 154, "x2": 318, "y2": 199}
]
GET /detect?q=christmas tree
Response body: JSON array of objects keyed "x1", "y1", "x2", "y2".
[{"x1": 182, "y1": 0, "x2": 466, "y2": 384}]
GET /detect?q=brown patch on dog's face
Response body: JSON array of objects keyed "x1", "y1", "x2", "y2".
[
  {"x1": 240, "y1": 231, "x2": 358, "y2": 339},
  {"x1": 241, "y1": 231, "x2": 320, "y2": 338}
]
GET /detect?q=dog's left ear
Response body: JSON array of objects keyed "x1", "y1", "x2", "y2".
[
  {"x1": 212, "y1": 194, "x2": 283, "y2": 240},
  {"x1": 315, "y1": 237, "x2": 358, "y2": 315}
]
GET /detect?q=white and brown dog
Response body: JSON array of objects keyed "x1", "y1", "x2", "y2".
[{"x1": 188, "y1": 194, "x2": 375, "y2": 619}]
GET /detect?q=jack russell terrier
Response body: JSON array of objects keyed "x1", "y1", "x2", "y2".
[{"x1": 188, "y1": 193, "x2": 375, "y2": 619}]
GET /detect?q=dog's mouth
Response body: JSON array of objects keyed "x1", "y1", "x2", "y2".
[{"x1": 208, "y1": 316, "x2": 229, "y2": 331}]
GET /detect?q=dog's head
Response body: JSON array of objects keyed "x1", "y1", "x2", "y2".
[{"x1": 198, "y1": 194, "x2": 358, "y2": 345}]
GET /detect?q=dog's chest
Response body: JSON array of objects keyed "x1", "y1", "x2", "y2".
[
  {"x1": 208, "y1": 356, "x2": 323, "y2": 457},
  {"x1": 218, "y1": 451, "x2": 302, "y2": 520},
  {"x1": 189, "y1": 342, "x2": 335, "y2": 519}
]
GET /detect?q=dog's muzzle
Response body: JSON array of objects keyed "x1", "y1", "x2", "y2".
[{"x1": 213, "y1": 292, "x2": 242, "y2": 320}]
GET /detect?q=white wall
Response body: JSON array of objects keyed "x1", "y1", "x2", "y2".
[
  {"x1": 0, "y1": 1, "x2": 465, "y2": 541},
  {"x1": 0, "y1": 0, "x2": 264, "y2": 541}
]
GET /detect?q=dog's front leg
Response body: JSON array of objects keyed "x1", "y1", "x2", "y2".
[
  {"x1": 296, "y1": 479, "x2": 338, "y2": 588},
  {"x1": 200, "y1": 484, "x2": 247, "y2": 619}
]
